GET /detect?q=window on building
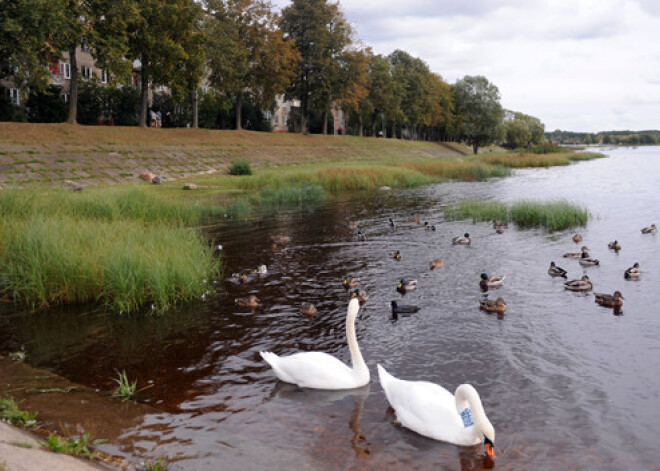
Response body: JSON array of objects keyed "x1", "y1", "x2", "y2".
[
  {"x1": 201, "y1": 86, "x2": 208, "y2": 94},
  {"x1": 60, "y1": 62, "x2": 71, "y2": 79},
  {"x1": 101, "y1": 70, "x2": 108, "y2": 83},
  {"x1": 81, "y1": 66, "x2": 92, "y2": 80},
  {"x1": 275, "y1": 115, "x2": 279, "y2": 125},
  {"x1": 9, "y1": 88, "x2": 20, "y2": 105},
  {"x1": 61, "y1": 93, "x2": 69, "y2": 103}
]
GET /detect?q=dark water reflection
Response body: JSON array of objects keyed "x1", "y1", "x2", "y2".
[{"x1": 1, "y1": 146, "x2": 659, "y2": 470}]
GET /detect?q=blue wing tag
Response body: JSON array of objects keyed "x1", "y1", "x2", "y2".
[{"x1": 460, "y1": 408, "x2": 474, "y2": 428}]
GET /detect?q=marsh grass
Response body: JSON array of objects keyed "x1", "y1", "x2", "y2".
[
  {"x1": 112, "y1": 370, "x2": 142, "y2": 401},
  {"x1": 478, "y1": 151, "x2": 604, "y2": 168},
  {"x1": 444, "y1": 199, "x2": 588, "y2": 231},
  {"x1": 0, "y1": 397, "x2": 37, "y2": 426},
  {"x1": 44, "y1": 433, "x2": 93, "y2": 459},
  {"x1": 0, "y1": 189, "x2": 220, "y2": 313}
]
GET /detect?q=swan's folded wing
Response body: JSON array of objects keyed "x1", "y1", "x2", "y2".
[{"x1": 262, "y1": 351, "x2": 356, "y2": 389}]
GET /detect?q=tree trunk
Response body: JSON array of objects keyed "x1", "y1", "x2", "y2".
[
  {"x1": 358, "y1": 114, "x2": 363, "y2": 137},
  {"x1": 300, "y1": 94, "x2": 307, "y2": 133},
  {"x1": 391, "y1": 123, "x2": 396, "y2": 139},
  {"x1": 473, "y1": 143, "x2": 479, "y2": 154},
  {"x1": 190, "y1": 88, "x2": 198, "y2": 128},
  {"x1": 139, "y1": 67, "x2": 148, "y2": 127},
  {"x1": 371, "y1": 112, "x2": 378, "y2": 137},
  {"x1": 235, "y1": 92, "x2": 243, "y2": 130},
  {"x1": 67, "y1": 44, "x2": 78, "y2": 124},
  {"x1": 322, "y1": 109, "x2": 328, "y2": 135}
]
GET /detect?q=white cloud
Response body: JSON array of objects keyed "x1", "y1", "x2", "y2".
[{"x1": 272, "y1": 0, "x2": 660, "y2": 131}]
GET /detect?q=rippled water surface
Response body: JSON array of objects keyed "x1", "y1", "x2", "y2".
[{"x1": 1, "y1": 146, "x2": 659, "y2": 470}]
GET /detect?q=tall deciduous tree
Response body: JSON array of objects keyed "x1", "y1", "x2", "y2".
[
  {"x1": 280, "y1": 0, "x2": 352, "y2": 133},
  {"x1": 205, "y1": 0, "x2": 298, "y2": 130},
  {"x1": 364, "y1": 53, "x2": 395, "y2": 137},
  {"x1": 453, "y1": 75, "x2": 504, "y2": 154}
]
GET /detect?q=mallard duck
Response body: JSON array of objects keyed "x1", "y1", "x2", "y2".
[
  {"x1": 351, "y1": 289, "x2": 369, "y2": 304},
  {"x1": 270, "y1": 234, "x2": 291, "y2": 244},
  {"x1": 495, "y1": 225, "x2": 504, "y2": 234},
  {"x1": 563, "y1": 245, "x2": 590, "y2": 258},
  {"x1": 377, "y1": 365, "x2": 496, "y2": 460},
  {"x1": 547, "y1": 261, "x2": 568, "y2": 277},
  {"x1": 356, "y1": 230, "x2": 367, "y2": 241},
  {"x1": 347, "y1": 222, "x2": 358, "y2": 231},
  {"x1": 229, "y1": 269, "x2": 252, "y2": 284},
  {"x1": 641, "y1": 224, "x2": 657, "y2": 234},
  {"x1": 624, "y1": 262, "x2": 641, "y2": 279},
  {"x1": 479, "y1": 297, "x2": 507, "y2": 314},
  {"x1": 594, "y1": 291, "x2": 624, "y2": 308},
  {"x1": 390, "y1": 250, "x2": 402, "y2": 260},
  {"x1": 235, "y1": 295, "x2": 260, "y2": 308},
  {"x1": 342, "y1": 276, "x2": 359, "y2": 289},
  {"x1": 406, "y1": 216, "x2": 421, "y2": 224},
  {"x1": 607, "y1": 240, "x2": 621, "y2": 251},
  {"x1": 452, "y1": 233, "x2": 471, "y2": 245},
  {"x1": 391, "y1": 300, "x2": 420, "y2": 315},
  {"x1": 429, "y1": 258, "x2": 444, "y2": 270},
  {"x1": 423, "y1": 221, "x2": 437, "y2": 231},
  {"x1": 578, "y1": 250, "x2": 600, "y2": 266},
  {"x1": 480, "y1": 273, "x2": 505, "y2": 289},
  {"x1": 564, "y1": 275, "x2": 593, "y2": 291},
  {"x1": 572, "y1": 234, "x2": 583, "y2": 243},
  {"x1": 300, "y1": 302, "x2": 317, "y2": 316},
  {"x1": 396, "y1": 279, "x2": 418, "y2": 293},
  {"x1": 254, "y1": 264, "x2": 267, "y2": 275},
  {"x1": 388, "y1": 217, "x2": 396, "y2": 227},
  {"x1": 492, "y1": 219, "x2": 507, "y2": 229}
]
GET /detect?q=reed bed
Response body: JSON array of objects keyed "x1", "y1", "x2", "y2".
[
  {"x1": 0, "y1": 189, "x2": 219, "y2": 313},
  {"x1": 444, "y1": 199, "x2": 588, "y2": 231},
  {"x1": 404, "y1": 160, "x2": 510, "y2": 181},
  {"x1": 478, "y1": 151, "x2": 604, "y2": 168}
]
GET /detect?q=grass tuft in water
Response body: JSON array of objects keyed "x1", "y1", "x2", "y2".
[
  {"x1": 0, "y1": 397, "x2": 37, "y2": 426},
  {"x1": 44, "y1": 433, "x2": 93, "y2": 459},
  {"x1": 444, "y1": 199, "x2": 588, "y2": 231},
  {"x1": 112, "y1": 370, "x2": 138, "y2": 401}
]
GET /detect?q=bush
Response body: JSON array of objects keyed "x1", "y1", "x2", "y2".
[
  {"x1": 228, "y1": 160, "x2": 252, "y2": 176},
  {"x1": 0, "y1": 87, "x2": 27, "y2": 122},
  {"x1": 26, "y1": 85, "x2": 67, "y2": 123},
  {"x1": 105, "y1": 86, "x2": 139, "y2": 126},
  {"x1": 77, "y1": 80, "x2": 103, "y2": 125},
  {"x1": 529, "y1": 143, "x2": 563, "y2": 154}
]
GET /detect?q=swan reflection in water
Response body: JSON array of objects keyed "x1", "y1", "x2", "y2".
[{"x1": 269, "y1": 382, "x2": 371, "y2": 459}]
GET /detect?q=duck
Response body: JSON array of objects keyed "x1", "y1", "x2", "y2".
[
  {"x1": 564, "y1": 275, "x2": 593, "y2": 291},
  {"x1": 347, "y1": 222, "x2": 358, "y2": 231},
  {"x1": 260, "y1": 298, "x2": 369, "y2": 390},
  {"x1": 495, "y1": 225, "x2": 504, "y2": 234},
  {"x1": 479, "y1": 297, "x2": 507, "y2": 315},
  {"x1": 235, "y1": 295, "x2": 260, "y2": 308},
  {"x1": 641, "y1": 224, "x2": 657, "y2": 234},
  {"x1": 424, "y1": 221, "x2": 437, "y2": 231},
  {"x1": 342, "y1": 276, "x2": 359, "y2": 289},
  {"x1": 351, "y1": 289, "x2": 369, "y2": 305},
  {"x1": 429, "y1": 258, "x2": 444, "y2": 270},
  {"x1": 452, "y1": 233, "x2": 471, "y2": 245},
  {"x1": 563, "y1": 245, "x2": 590, "y2": 259},
  {"x1": 479, "y1": 273, "x2": 505, "y2": 289},
  {"x1": 624, "y1": 262, "x2": 641, "y2": 279},
  {"x1": 391, "y1": 300, "x2": 420, "y2": 315},
  {"x1": 254, "y1": 264, "x2": 268, "y2": 275},
  {"x1": 388, "y1": 217, "x2": 396, "y2": 228},
  {"x1": 572, "y1": 234, "x2": 583, "y2": 243},
  {"x1": 406, "y1": 216, "x2": 421, "y2": 224},
  {"x1": 492, "y1": 219, "x2": 508, "y2": 229},
  {"x1": 548, "y1": 261, "x2": 568, "y2": 278},
  {"x1": 356, "y1": 230, "x2": 367, "y2": 241},
  {"x1": 377, "y1": 365, "x2": 496, "y2": 460},
  {"x1": 396, "y1": 278, "x2": 418, "y2": 293},
  {"x1": 300, "y1": 302, "x2": 317, "y2": 316},
  {"x1": 390, "y1": 250, "x2": 402, "y2": 260},
  {"x1": 594, "y1": 291, "x2": 624, "y2": 308},
  {"x1": 270, "y1": 234, "x2": 291, "y2": 244},
  {"x1": 229, "y1": 269, "x2": 252, "y2": 284},
  {"x1": 578, "y1": 250, "x2": 600, "y2": 267},
  {"x1": 607, "y1": 240, "x2": 621, "y2": 251}
]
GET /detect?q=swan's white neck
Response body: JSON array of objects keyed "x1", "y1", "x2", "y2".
[
  {"x1": 346, "y1": 300, "x2": 368, "y2": 377},
  {"x1": 454, "y1": 384, "x2": 494, "y2": 443}
]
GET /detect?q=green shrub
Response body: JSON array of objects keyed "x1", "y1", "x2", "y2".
[
  {"x1": 228, "y1": 160, "x2": 252, "y2": 176},
  {"x1": 0, "y1": 397, "x2": 37, "y2": 426}
]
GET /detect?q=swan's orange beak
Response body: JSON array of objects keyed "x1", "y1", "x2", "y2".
[{"x1": 484, "y1": 442, "x2": 495, "y2": 459}]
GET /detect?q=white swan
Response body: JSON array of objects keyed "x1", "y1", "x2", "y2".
[
  {"x1": 377, "y1": 364, "x2": 495, "y2": 459},
  {"x1": 260, "y1": 298, "x2": 369, "y2": 390}
]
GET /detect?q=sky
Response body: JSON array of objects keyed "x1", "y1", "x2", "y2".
[{"x1": 271, "y1": 0, "x2": 660, "y2": 133}]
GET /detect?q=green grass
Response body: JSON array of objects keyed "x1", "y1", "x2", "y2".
[
  {"x1": 44, "y1": 433, "x2": 93, "y2": 459},
  {"x1": 477, "y1": 151, "x2": 604, "y2": 168},
  {"x1": 144, "y1": 458, "x2": 169, "y2": 471},
  {"x1": 0, "y1": 188, "x2": 221, "y2": 313},
  {"x1": 228, "y1": 160, "x2": 253, "y2": 175},
  {"x1": 112, "y1": 370, "x2": 138, "y2": 401},
  {"x1": 12, "y1": 441, "x2": 34, "y2": 448},
  {"x1": 0, "y1": 397, "x2": 37, "y2": 426},
  {"x1": 444, "y1": 199, "x2": 588, "y2": 231}
]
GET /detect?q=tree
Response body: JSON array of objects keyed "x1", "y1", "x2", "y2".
[
  {"x1": 453, "y1": 75, "x2": 504, "y2": 154},
  {"x1": 205, "y1": 0, "x2": 299, "y2": 130},
  {"x1": 363, "y1": 53, "x2": 395, "y2": 137},
  {"x1": 505, "y1": 117, "x2": 531, "y2": 148},
  {"x1": 280, "y1": 0, "x2": 352, "y2": 133}
]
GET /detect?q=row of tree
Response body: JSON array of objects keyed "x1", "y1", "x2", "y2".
[
  {"x1": 1, "y1": 0, "x2": 545, "y2": 152},
  {"x1": 546, "y1": 129, "x2": 660, "y2": 146}
]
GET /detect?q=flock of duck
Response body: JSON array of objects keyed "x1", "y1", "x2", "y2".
[{"x1": 230, "y1": 217, "x2": 656, "y2": 462}]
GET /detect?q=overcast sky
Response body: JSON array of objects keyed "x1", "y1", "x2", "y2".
[{"x1": 272, "y1": 0, "x2": 660, "y2": 133}]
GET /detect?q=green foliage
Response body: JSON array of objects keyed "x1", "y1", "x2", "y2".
[
  {"x1": 25, "y1": 86, "x2": 67, "y2": 123},
  {"x1": 105, "y1": 86, "x2": 139, "y2": 126},
  {"x1": 529, "y1": 143, "x2": 564, "y2": 154},
  {"x1": 0, "y1": 87, "x2": 27, "y2": 122},
  {"x1": 198, "y1": 91, "x2": 232, "y2": 129},
  {"x1": 112, "y1": 370, "x2": 138, "y2": 401},
  {"x1": 0, "y1": 397, "x2": 37, "y2": 426},
  {"x1": 144, "y1": 458, "x2": 169, "y2": 471},
  {"x1": 77, "y1": 80, "x2": 104, "y2": 125},
  {"x1": 44, "y1": 433, "x2": 93, "y2": 459},
  {"x1": 228, "y1": 160, "x2": 253, "y2": 176},
  {"x1": 444, "y1": 199, "x2": 588, "y2": 231},
  {"x1": 259, "y1": 184, "x2": 325, "y2": 205}
]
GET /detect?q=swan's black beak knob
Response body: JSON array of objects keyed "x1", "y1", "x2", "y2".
[{"x1": 484, "y1": 436, "x2": 495, "y2": 459}]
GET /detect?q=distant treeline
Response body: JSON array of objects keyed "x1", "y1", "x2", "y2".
[{"x1": 546, "y1": 129, "x2": 660, "y2": 145}]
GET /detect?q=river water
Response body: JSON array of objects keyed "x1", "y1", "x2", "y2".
[{"x1": 1, "y1": 146, "x2": 659, "y2": 470}]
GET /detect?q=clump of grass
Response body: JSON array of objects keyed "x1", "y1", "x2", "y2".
[
  {"x1": 405, "y1": 160, "x2": 510, "y2": 181},
  {"x1": 258, "y1": 184, "x2": 325, "y2": 205},
  {"x1": 44, "y1": 433, "x2": 93, "y2": 459},
  {"x1": 112, "y1": 370, "x2": 138, "y2": 401},
  {"x1": 228, "y1": 160, "x2": 252, "y2": 176},
  {"x1": 568, "y1": 151, "x2": 605, "y2": 161},
  {"x1": 144, "y1": 458, "x2": 169, "y2": 471},
  {"x1": 0, "y1": 397, "x2": 37, "y2": 426},
  {"x1": 444, "y1": 199, "x2": 588, "y2": 231},
  {"x1": 12, "y1": 441, "x2": 34, "y2": 448},
  {"x1": 479, "y1": 154, "x2": 572, "y2": 168}
]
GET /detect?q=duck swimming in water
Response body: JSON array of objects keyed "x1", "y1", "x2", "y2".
[
  {"x1": 641, "y1": 224, "x2": 657, "y2": 234},
  {"x1": 479, "y1": 297, "x2": 507, "y2": 315},
  {"x1": 479, "y1": 273, "x2": 505, "y2": 290},
  {"x1": 396, "y1": 279, "x2": 418, "y2": 293},
  {"x1": 624, "y1": 262, "x2": 641, "y2": 279},
  {"x1": 607, "y1": 240, "x2": 621, "y2": 251},
  {"x1": 594, "y1": 291, "x2": 624, "y2": 308},
  {"x1": 572, "y1": 234, "x2": 583, "y2": 243},
  {"x1": 563, "y1": 246, "x2": 590, "y2": 259},
  {"x1": 452, "y1": 233, "x2": 471, "y2": 245},
  {"x1": 564, "y1": 275, "x2": 593, "y2": 291},
  {"x1": 548, "y1": 261, "x2": 568, "y2": 278}
]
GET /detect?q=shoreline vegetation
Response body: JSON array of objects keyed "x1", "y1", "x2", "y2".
[{"x1": 0, "y1": 124, "x2": 604, "y2": 314}]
